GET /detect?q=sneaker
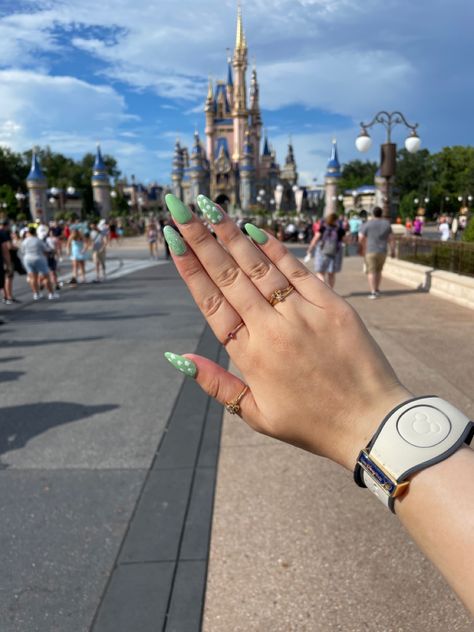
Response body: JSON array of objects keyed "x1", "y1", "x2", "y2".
[
  {"x1": 68, "y1": 277, "x2": 77, "y2": 285},
  {"x1": 48, "y1": 292, "x2": 60, "y2": 300},
  {"x1": 33, "y1": 293, "x2": 43, "y2": 301},
  {"x1": 368, "y1": 292, "x2": 378, "y2": 300},
  {"x1": 375, "y1": 290, "x2": 381, "y2": 297},
  {"x1": 2, "y1": 298, "x2": 13, "y2": 305}
]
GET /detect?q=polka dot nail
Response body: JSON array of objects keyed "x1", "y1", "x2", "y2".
[
  {"x1": 196, "y1": 195, "x2": 224, "y2": 225},
  {"x1": 164, "y1": 352, "x2": 197, "y2": 378}
]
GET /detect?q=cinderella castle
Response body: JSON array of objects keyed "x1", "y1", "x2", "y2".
[{"x1": 171, "y1": 6, "x2": 299, "y2": 212}]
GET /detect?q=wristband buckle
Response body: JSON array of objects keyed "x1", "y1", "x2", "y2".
[{"x1": 357, "y1": 450, "x2": 410, "y2": 499}]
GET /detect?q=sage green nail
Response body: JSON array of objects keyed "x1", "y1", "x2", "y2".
[
  {"x1": 165, "y1": 193, "x2": 193, "y2": 224},
  {"x1": 163, "y1": 226, "x2": 187, "y2": 255},
  {"x1": 164, "y1": 352, "x2": 197, "y2": 378},
  {"x1": 245, "y1": 223, "x2": 268, "y2": 244},
  {"x1": 196, "y1": 194, "x2": 224, "y2": 224}
]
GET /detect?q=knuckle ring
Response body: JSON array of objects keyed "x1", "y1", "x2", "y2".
[
  {"x1": 225, "y1": 385, "x2": 249, "y2": 415},
  {"x1": 223, "y1": 321, "x2": 245, "y2": 346},
  {"x1": 269, "y1": 284, "x2": 295, "y2": 306}
]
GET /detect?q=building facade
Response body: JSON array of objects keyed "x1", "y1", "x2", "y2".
[{"x1": 171, "y1": 6, "x2": 299, "y2": 212}]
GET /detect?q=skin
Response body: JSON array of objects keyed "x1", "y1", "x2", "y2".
[
  {"x1": 306, "y1": 221, "x2": 343, "y2": 289},
  {"x1": 164, "y1": 196, "x2": 474, "y2": 616}
]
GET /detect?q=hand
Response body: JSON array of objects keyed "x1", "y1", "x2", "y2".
[{"x1": 163, "y1": 195, "x2": 411, "y2": 472}]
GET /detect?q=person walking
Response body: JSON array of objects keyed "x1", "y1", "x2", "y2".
[
  {"x1": 89, "y1": 222, "x2": 107, "y2": 282},
  {"x1": 147, "y1": 222, "x2": 159, "y2": 260},
  {"x1": 358, "y1": 206, "x2": 395, "y2": 299},
  {"x1": 306, "y1": 212, "x2": 346, "y2": 289},
  {"x1": 67, "y1": 229, "x2": 88, "y2": 284},
  {"x1": 19, "y1": 226, "x2": 59, "y2": 300},
  {"x1": 438, "y1": 216, "x2": 451, "y2": 241}
]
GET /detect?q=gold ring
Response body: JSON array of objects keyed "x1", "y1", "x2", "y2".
[
  {"x1": 269, "y1": 284, "x2": 295, "y2": 306},
  {"x1": 223, "y1": 321, "x2": 245, "y2": 346},
  {"x1": 225, "y1": 385, "x2": 249, "y2": 415}
]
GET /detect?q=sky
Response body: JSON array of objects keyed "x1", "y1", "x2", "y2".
[{"x1": 0, "y1": 0, "x2": 473, "y2": 187}]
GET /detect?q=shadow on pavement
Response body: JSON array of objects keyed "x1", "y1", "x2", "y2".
[
  {"x1": 0, "y1": 401, "x2": 119, "y2": 462},
  {"x1": 1, "y1": 336, "x2": 105, "y2": 348},
  {"x1": 0, "y1": 356, "x2": 24, "y2": 363},
  {"x1": 9, "y1": 309, "x2": 170, "y2": 323},
  {"x1": 342, "y1": 288, "x2": 424, "y2": 299},
  {"x1": 0, "y1": 371, "x2": 25, "y2": 383}
]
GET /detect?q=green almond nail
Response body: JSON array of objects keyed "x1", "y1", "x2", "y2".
[
  {"x1": 164, "y1": 352, "x2": 197, "y2": 378},
  {"x1": 196, "y1": 195, "x2": 224, "y2": 225},
  {"x1": 163, "y1": 226, "x2": 187, "y2": 256},
  {"x1": 245, "y1": 223, "x2": 268, "y2": 244},
  {"x1": 165, "y1": 193, "x2": 193, "y2": 224}
]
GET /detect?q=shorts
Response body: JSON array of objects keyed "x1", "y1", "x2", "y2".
[
  {"x1": 314, "y1": 245, "x2": 343, "y2": 274},
  {"x1": 47, "y1": 256, "x2": 57, "y2": 272},
  {"x1": 24, "y1": 257, "x2": 50, "y2": 275},
  {"x1": 365, "y1": 252, "x2": 386, "y2": 274},
  {"x1": 0, "y1": 263, "x2": 4, "y2": 289},
  {"x1": 93, "y1": 250, "x2": 106, "y2": 265}
]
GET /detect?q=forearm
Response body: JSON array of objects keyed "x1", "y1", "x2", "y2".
[{"x1": 396, "y1": 446, "x2": 474, "y2": 614}]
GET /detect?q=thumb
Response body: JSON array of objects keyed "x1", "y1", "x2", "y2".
[{"x1": 164, "y1": 352, "x2": 260, "y2": 424}]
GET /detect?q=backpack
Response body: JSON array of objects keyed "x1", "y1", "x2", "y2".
[{"x1": 321, "y1": 226, "x2": 339, "y2": 257}]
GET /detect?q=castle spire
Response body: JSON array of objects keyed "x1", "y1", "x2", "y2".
[{"x1": 235, "y1": 2, "x2": 247, "y2": 52}]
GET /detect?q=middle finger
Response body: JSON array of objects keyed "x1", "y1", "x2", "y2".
[{"x1": 166, "y1": 194, "x2": 275, "y2": 323}]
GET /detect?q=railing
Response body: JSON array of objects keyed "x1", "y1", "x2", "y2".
[{"x1": 395, "y1": 237, "x2": 474, "y2": 278}]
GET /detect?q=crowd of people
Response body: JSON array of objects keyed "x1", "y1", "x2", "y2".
[{"x1": 0, "y1": 215, "x2": 129, "y2": 307}]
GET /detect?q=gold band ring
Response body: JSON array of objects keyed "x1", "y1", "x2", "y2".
[
  {"x1": 223, "y1": 321, "x2": 245, "y2": 346},
  {"x1": 269, "y1": 284, "x2": 295, "y2": 306},
  {"x1": 225, "y1": 385, "x2": 249, "y2": 415}
]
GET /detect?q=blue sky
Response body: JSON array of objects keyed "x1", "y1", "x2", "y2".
[{"x1": 0, "y1": 0, "x2": 473, "y2": 187}]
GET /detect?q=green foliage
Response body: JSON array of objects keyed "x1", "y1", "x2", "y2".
[
  {"x1": 396, "y1": 149, "x2": 433, "y2": 195},
  {"x1": 0, "y1": 184, "x2": 18, "y2": 218},
  {"x1": 462, "y1": 215, "x2": 474, "y2": 242},
  {"x1": 0, "y1": 147, "x2": 29, "y2": 191},
  {"x1": 398, "y1": 191, "x2": 419, "y2": 220},
  {"x1": 338, "y1": 159, "x2": 378, "y2": 193}
]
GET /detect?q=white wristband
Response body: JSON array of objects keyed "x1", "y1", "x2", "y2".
[{"x1": 354, "y1": 396, "x2": 473, "y2": 512}]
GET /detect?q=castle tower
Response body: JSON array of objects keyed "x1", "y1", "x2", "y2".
[
  {"x1": 240, "y1": 129, "x2": 255, "y2": 210},
  {"x1": 249, "y1": 64, "x2": 262, "y2": 175},
  {"x1": 280, "y1": 138, "x2": 298, "y2": 186},
  {"x1": 190, "y1": 131, "x2": 209, "y2": 200},
  {"x1": 26, "y1": 151, "x2": 48, "y2": 221},
  {"x1": 324, "y1": 139, "x2": 341, "y2": 217},
  {"x1": 91, "y1": 145, "x2": 111, "y2": 217},
  {"x1": 172, "y1": 139, "x2": 184, "y2": 199},
  {"x1": 231, "y1": 4, "x2": 248, "y2": 162},
  {"x1": 204, "y1": 79, "x2": 215, "y2": 161}
]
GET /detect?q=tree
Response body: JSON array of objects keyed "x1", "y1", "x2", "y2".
[
  {"x1": 0, "y1": 147, "x2": 29, "y2": 192},
  {"x1": 338, "y1": 159, "x2": 378, "y2": 193},
  {"x1": 396, "y1": 148, "x2": 433, "y2": 197}
]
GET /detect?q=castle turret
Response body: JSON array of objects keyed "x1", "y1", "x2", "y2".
[
  {"x1": 232, "y1": 4, "x2": 248, "y2": 162},
  {"x1": 249, "y1": 64, "x2": 262, "y2": 175},
  {"x1": 91, "y1": 145, "x2": 111, "y2": 217},
  {"x1": 324, "y1": 139, "x2": 341, "y2": 216},
  {"x1": 280, "y1": 138, "x2": 298, "y2": 187},
  {"x1": 190, "y1": 131, "x2": 209, "y2": 200},
  {"x1": 26, "y1": 150, "x2": 48, "y2": 221},
  {"x1": 172, "y1": 139, "x2": 184, "y2": 199},
  {"x1": 240, "y1": 129, "x2": 255, "y2": 210},
  {"x1": 226, "y1": 57, "x2": 234, "y2": 109},
  {"x1": 205, "y1": 79, "x2": 215, "y2": 160}
]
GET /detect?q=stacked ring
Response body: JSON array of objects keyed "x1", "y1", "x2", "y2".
[{"x1": 269, "y1": 284, "x2": 295, "y2": 306}]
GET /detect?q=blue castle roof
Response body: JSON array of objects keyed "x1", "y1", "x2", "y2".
[
  {"x1": 325, "y1": 140, "x2": 341, "y2": 178},
  {"x1": 262, "y1": 135, "x2": 271, "y2": 156},
  {"x1": 27, "y1": 152, "x2": 46, "y2": 182},
  {"x1": 92, "y1": 145, "x2": 109, "y2": 184},
  {"x1": 227, "y1": 60, "x2": 233, "y2": 86}
]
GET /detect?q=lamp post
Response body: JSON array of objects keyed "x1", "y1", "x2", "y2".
[
  {"x1": 274, "y1": 184, "x2": 284, "y2": 213},
  {"x1": 355, "y1": 111, "x2": 421, "y2": 220},
  {"x1": 15, "y1": 192, "x2": 26, "y2": 216}
]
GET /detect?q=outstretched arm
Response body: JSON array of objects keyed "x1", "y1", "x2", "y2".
[{"x1": 162, "y1": 194, "x2": 474, "y2": 615}]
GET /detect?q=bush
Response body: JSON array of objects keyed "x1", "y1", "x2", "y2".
[{"x1": 462, "y1": 216, "x2": 474, "y2": 243}]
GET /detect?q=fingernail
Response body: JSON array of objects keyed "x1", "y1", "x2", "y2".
[
  {"x1": 245, "y1": 223, "x2": 268, "y2": 244},
  {"x1": 196, "y1": 195, "x2": 224, "y2": 225},
  {"x1": 164, "y1": 352, "x2": 197, "y2": 378},
  {"x1": 165, "y1": 193, "x2": 193, "y2": 224},
  {"x1": 163, "y1": 226, "x2": 187, "y2": 255}
]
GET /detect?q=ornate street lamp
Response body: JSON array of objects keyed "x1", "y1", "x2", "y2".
[{"x1": 356, "y1": 111, "x2": 421, "y2": 220}]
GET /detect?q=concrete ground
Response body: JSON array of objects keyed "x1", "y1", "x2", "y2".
[{"x1": 203, "y1": 250, "x2": 473, "y2": 632}]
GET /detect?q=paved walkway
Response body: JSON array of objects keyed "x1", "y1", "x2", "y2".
[{"x1": 203, "y1": 253, "x2": 473, "y2": 631}]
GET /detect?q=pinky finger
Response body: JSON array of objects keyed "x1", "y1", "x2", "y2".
[{"x1": 164, "y1": 352, "x2": 261, "y2": 425}]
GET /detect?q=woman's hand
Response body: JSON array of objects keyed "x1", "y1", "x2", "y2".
[{"x1": 163, "y1": 195, "x2": 411, "y2": 471}]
